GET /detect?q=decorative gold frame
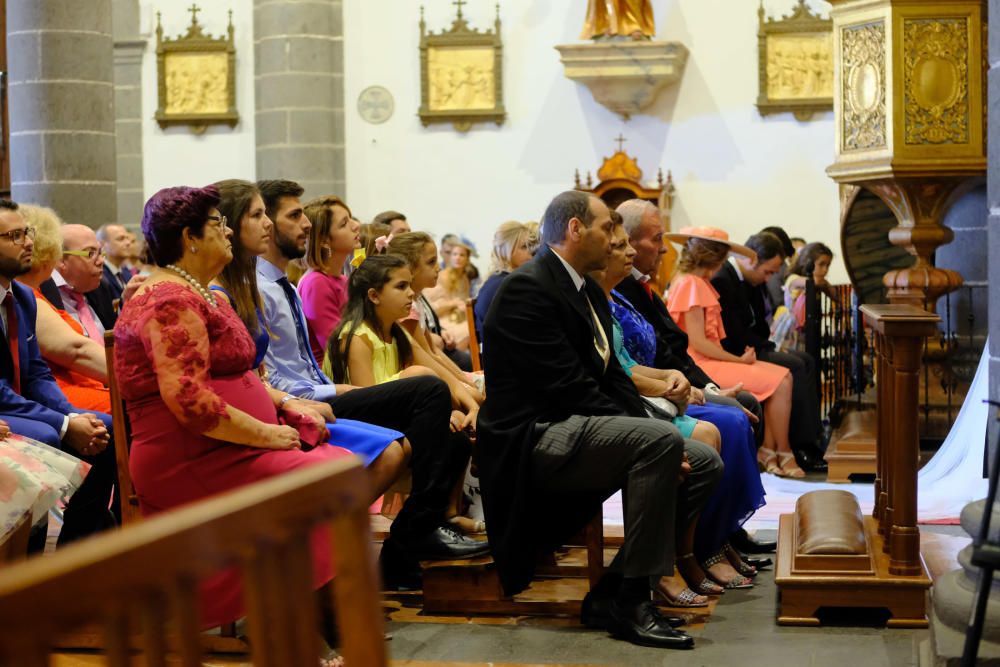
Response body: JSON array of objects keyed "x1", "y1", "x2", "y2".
[
  {"x1": 155, "y1": 5, "x2": 238, "y2": 133},
  {"x1": 757, "y1": 0, "x2": 834, "y2": 120},
  {"x1": 419, "y1": 2, "x2": 505, "y2": 132}
]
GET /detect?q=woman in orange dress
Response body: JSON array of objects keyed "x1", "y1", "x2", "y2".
[
  {"x1": 17, "y1": 205, "x2": 110, "y2": 413},
  {"x1": 666, "y1": 227, "x2": 802, "y2": 478}
]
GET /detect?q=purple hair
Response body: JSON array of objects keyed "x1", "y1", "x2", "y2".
[{"x1": 141, "y1": 185, "x2": 222, "y2": 266}]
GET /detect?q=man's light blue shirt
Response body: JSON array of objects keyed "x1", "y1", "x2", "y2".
[{"x1": 256, "y1": 257, "x2": 338, "y2": 402}]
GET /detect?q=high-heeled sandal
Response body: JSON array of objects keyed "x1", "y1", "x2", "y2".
[
  {"x1": 702, "y1": 551, "x2": 754, "y2": 590},
  {"x1": 653, "y1": 586, "x2": 709, "y2": 608},
  {"x1": 776, "y1": 451, "x2": 806, "y2": 479},
  {"x1": 757, "y1": 447, "x2": 780, "y2": 475},
  {"x1": 677, "y1": 553, "x2": 724, "y2": 595},
  {"x1": 724, "y1": 543, "x2": 757, "y2": 578}
]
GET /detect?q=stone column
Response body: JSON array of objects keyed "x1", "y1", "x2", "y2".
[
  {"x1": 6, "y1": 0, "x2": 117, "y2": 228},
  {"x1": 112, "y1": 0, "x2": 146, "y2": 226},
  {"x1": 253, "y1": 0, "x2": 346, "y2": 200}
]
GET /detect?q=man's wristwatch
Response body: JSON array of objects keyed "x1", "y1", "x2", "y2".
[{"x1": 278, "y1": 394, "x2": 296, "y2": 409}]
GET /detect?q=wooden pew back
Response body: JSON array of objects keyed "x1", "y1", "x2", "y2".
[
  {"x1": 104, "y1": 330, "x2": 141, "y2": 525},
  {"x1": 0, "y1": 457, "x2": 386, "y2": 667}
]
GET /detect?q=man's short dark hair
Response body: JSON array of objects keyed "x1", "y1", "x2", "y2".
[
  {"x1": 257, "y1": 179, "x2": 304, "y2": 221},
  {"x1": 0, "y1": 199, "x2": 19, "y2": 212},
  {"x1": 760, "y1": 225, "x2": 794, "y2": 258},
  {"x1": 540, "y1": 190, "x2": 595, "y2": 246},
  {"x1": 372, "y1": 210, "x2": 406, "y2": 226},
  {"x1": 745, "y1": 232, "x2": 786, "y2": 264}
]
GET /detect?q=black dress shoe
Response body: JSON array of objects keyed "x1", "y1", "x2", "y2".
[
  {"x1": 744, "y1": 556, "x2": 773, "y2": 569},
  {"x1": 581, "y1": 592, "x2": 685, "y2": 630},
  {"x1": 731, "y1": 528, "x2": 777, "y2": 554},
  {"x1": 403, "y1": 524, "x2": 491, "y2": 560},
  {"x1": 794, "y1": 446, "x2": 828, "y2": 472},
  {"x1": 608, "y1": 600, "x2": 694, "y2": 650}
]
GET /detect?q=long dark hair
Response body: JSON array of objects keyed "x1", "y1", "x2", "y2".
[
  {"x1": 326, "y1": 255, "x2": 414, "y2": 383},
  {"x1": 214, "y1": 179, "x2": 266, "y2": 334},
  {"x1": 790, "y1": 242, "x2": 833, "y2": 277}
]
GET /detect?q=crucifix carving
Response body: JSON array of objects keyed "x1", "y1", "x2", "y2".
[
  {"x1": 614, "y1": 133, "x2": 627, "y2": 153},
  {"x1": 188, "y1": 3, "x2": 201, "y2": 24},
  {"x1": 452, "y1": 0, "x2": 467, "y2": 19}
]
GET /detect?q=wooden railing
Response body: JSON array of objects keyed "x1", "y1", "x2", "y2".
[{"x1": 0, "y1": 457, "x2": 386, "y2": 667}]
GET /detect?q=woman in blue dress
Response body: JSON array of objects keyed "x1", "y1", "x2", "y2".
[
  {"x1": 604, "y1": 216, "x2": 766, "y2": 595},
  {"x1": 210, "y1": 179, "x2": 407, "y2": 498}
]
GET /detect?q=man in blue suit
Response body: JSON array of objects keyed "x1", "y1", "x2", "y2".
[
  {"x1": 0, "y1": 199, "x2": 118, "y2": 545},
  {"x1": 97, "y1": 223, "x2": 135, "y2": 302}
]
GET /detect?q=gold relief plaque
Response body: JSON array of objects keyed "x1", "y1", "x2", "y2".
[
  {"x1": 419, "y1": 2, "x2": 505, "y2": 131},
  {"x1": 841, "y1": 20, "x2": 887, "y2": 152},
  {"x1": 155, "y1": 5, "x2": 238, "y2": 133},
  {"x1": 903, "y1": 18, "x2": 969, "y2": 145},
  {"x1": 757, "y1": 0, "x2": 834, "y2": 120}
]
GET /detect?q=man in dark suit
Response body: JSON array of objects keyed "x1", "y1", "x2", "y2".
[
  {"x1": 40, "y1": 224, "x2": 118, "y2": 334},
  {"x1": 614, "y1": 199, "x2": 763, "y2": 430},
  {"x1": 0, "y1": 200, "x2": 118, "y2": 545},
  {"x1": 479, "y1": 191, "x2": 721, "y2": 650},
  {"x1": 713, "y1": 232, "x2": 825, "y2": 469},
  {"x1": 96, "y1": 223, "x2": 135, "y2": 301}
]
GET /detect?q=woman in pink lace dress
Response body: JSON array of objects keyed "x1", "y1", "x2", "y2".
[{"x1": 114, "y1": 186, "x2": 375, "y2": 638}]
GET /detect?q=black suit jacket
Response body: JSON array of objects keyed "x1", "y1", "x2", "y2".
[
  {"x1": 711, "y1": 261, "x2": 775, "y2": 356},
  {"x1": 101, "y1": 263, "x2": 132, "y2": 303},
  {"x1": 614, "y1": 274, "x2": 715, "y2": 388},
  {"x1": 478, "y1": 248, "x2": 646, "y2": 596},
  {"x1": 40, "y1": 278, "x2": 118, "y2": 331}
]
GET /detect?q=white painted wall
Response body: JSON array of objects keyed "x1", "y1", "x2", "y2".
[
  {"x1": 139, "y1": 0, "x2": 257, "y2": 198},
  {"x1": 343, "y1": 0, "x2": 847, "y2": 281}
]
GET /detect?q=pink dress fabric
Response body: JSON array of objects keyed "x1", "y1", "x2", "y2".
[
  {"x1": 114, "y1": 282, "x2": 352, "y2": 627},
  {"x1": 667, "y1": 273, "x2": 788, "y2": 402},
  {"x1": 297, "y1": 270, "x2": 348, "y2": 364}
]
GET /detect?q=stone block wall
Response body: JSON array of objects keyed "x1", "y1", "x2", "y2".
[{"x1": 253, "y1": 0, "x2": 346, "y2": 200}]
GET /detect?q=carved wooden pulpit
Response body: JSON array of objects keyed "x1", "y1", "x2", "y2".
[{"x1": 574, "y1": 138, "x2": 676, "y2": 294}]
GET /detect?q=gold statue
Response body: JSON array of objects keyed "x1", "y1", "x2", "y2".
[{"x1": 581, "y1": 0, "x2": 655, "y2": 40}]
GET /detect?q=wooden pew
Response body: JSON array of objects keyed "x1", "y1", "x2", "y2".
[
  {"x1": 0, "y1": 457, "x2": 386, "y2": 667},
  {"x1": 466, "y1": 298, "x2": 482, "y2": 373},
  {"x1": 103, "y1": 330, "x2": 141, "y2": 526}
]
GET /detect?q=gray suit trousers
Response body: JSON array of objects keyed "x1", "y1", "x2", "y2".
[{"x1": 531, "y1": 415, "x2": 684, "y2": 579}]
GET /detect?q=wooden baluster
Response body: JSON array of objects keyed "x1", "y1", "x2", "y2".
[
  {"x1": 244, "y1": 543, "x2": 297, "y2": 667},
  {"x1": 873, "y1": 331, "x2": 885, "y2": 526},
  {"x1": 104, "y1": 608, "x2": 131, "y2": 667},
  {"x1": 881, "y1": 334, "x2": 897, "y2": 554},
  {"x1": 171, "y1": 577, "x2": 204, "y2": 667},
  {"x1": 888, "y1": 334, "x2": 924, "y2": 575},
  {"x1": 279, "y1": 530, "x2": 322, "y2": 666},
  {"x1": 141, "y1": 594, "x2": 168, "y2": 667},
  {"x1": 331, "y1": 507, "x2": 387, "y2": 667}
]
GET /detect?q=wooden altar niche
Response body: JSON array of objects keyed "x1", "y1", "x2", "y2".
[{"x1": 574, "y1": 141, "x2": 676, "y2": 293}]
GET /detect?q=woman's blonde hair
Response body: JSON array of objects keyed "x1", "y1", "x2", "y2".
[
  {"x1": 385, "y1": 231, "x2": 434, "y2": 268},
  {"x1": 19, "y1": 204, "x2": 63, "y2": 270},
  {"x1": 302, "y1": 195, "x2": 352, "y2": 271},
  {"x1": 490, "y1": 221, "x2": 529, "y2": 274},
  {"x1": 676, "y1": 238, "x2": 730, "y2": 274}
]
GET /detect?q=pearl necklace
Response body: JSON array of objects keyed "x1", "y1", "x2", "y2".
[{"x1": 165, "y1": 264, "x2": 217, "y2": 308}]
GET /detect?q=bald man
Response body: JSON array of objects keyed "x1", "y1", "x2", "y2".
[
  {"x1": 96, "y1": 223, "x2": 134, "y2": 300},
  {"x1": 40, "y1": 224, "x2": 118, "y2": 337}
]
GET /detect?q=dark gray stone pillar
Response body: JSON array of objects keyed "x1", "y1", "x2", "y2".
[
  {"x1": 112, "y1": 0, "x2": 145, "y2": 225},
  {"x1": 253, "y1": 0, "x2": 346, "y2": 200},
  {"x1": 7, "y1": 0, "x2": 117, "y2": 228}
]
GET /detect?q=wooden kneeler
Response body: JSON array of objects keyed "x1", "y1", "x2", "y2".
[{"x1": 420, "y1": 515, "x2": 605, "y2": 617}]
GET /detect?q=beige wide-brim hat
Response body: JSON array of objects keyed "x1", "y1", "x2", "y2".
[{"x1": 665, "y1": 226, "x2": 757, "y2": 261}]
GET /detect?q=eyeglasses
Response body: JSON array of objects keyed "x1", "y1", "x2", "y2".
[
  {"x1": 63, "y1": 248, "x2": 105, "y2": 261},
  {"x1": 207, "y1": 214, "x2": 229, "y2": 229},
  {"x1": 0, "y1": 227, "x2": 35, "y2": 245}
]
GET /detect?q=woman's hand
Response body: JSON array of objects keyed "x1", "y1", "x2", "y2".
[
  {"x1": 283, "y1": 398, "x2": 333, "y2": 423},
  {"x1": 0, "y1": 419, "x2": 9, "y2": 439},
  {"x1": 739, "y1": 347, "x2": 757, "y2": 364},
  {"x1": 262, "y1": 424, "x2": 302, "y2": 450},
  {"x1": 689, "y1": 386, "x2": 705, "y2": 405}
]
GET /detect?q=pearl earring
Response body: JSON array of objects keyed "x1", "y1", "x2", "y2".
[{"x1": 191, "y1": 246, "x2": 198, "y2": 253}]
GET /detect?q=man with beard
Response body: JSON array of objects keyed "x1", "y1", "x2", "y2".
[
  {"x1": 254, "y1": 180, "x2": 488, "y2": 586},
  {"x1": 0, "y1": 199, "x2": 118, "y2": 545}
]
